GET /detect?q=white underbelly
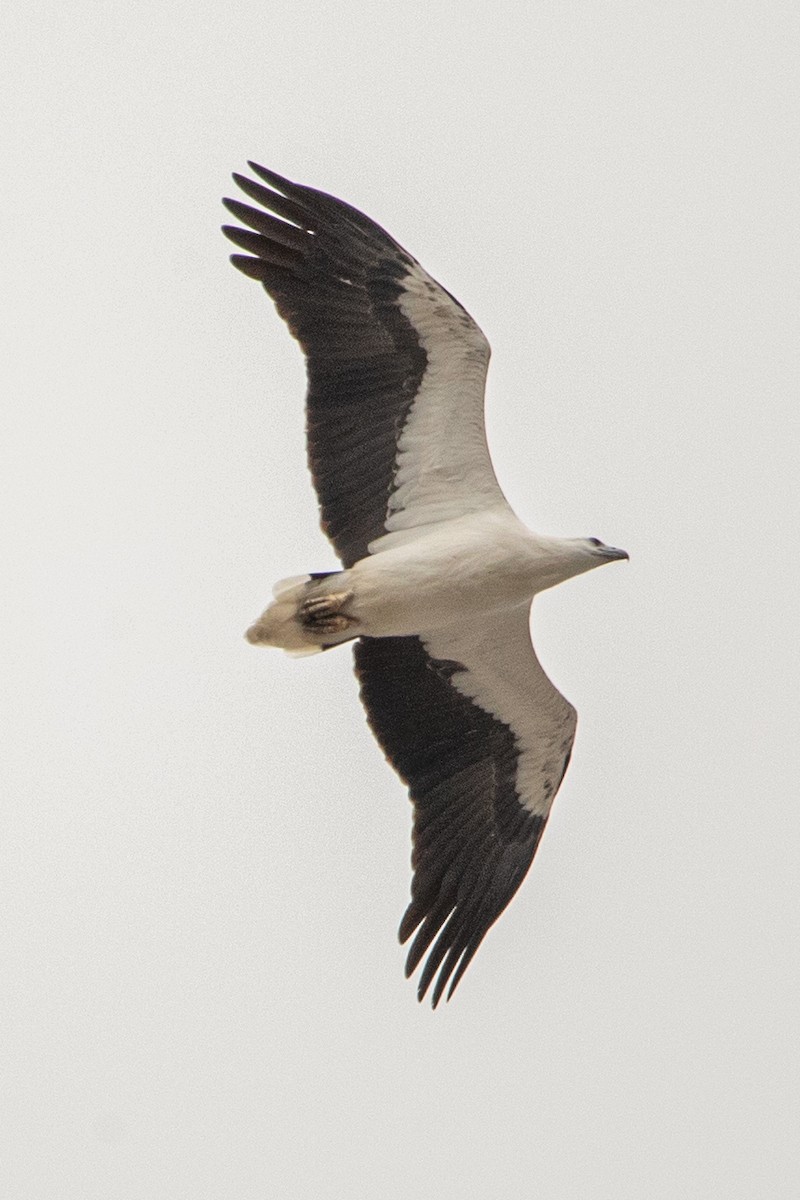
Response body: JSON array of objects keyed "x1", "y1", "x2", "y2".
[{"x1": 348, "y1": 510, "x2": 539, "y2": 636}]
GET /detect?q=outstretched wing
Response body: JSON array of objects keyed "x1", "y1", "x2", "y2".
[
  {"x1": 353, "y1": 607, "x2": 577, "y2": 1006},
  {"x1": 223, "y1": 164, "x2": 506, "y2": 567}
]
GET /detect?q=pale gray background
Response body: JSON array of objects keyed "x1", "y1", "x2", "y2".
[{"x1": 3, "y1": 2, "x2": 799, "y2": 1197}]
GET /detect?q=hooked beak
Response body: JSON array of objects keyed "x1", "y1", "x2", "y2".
[{"x1": 601, "y1": 545, "x2": 629, "y2": 561}]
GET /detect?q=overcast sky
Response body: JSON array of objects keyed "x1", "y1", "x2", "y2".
[{"x1": 3, "y1": 2, "x2": 799, "y2": 1197}]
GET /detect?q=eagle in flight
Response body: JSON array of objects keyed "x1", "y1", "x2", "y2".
[{"x1": 222, "y1": 163, "x2": 627, "y2": 1006}]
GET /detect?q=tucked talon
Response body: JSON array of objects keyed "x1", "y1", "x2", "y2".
[
  {"x1": 306, "y1": 614, "x2": 353, "y2": 634},
  {"x1": 299, "y1": 591, "x2": 355, "y2": 632}
]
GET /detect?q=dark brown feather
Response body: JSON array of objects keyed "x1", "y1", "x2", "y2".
[
  {"x1": 354, "y1": 635, "x2": 546, "y2": 1006},
  {"x1": 223, "y1": 165, "x2": 429, "y2": 565}
]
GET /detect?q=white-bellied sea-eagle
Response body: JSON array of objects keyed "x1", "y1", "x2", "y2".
[{"x1": 222, "y1": 164, "x2": 628, "y2": 1007}]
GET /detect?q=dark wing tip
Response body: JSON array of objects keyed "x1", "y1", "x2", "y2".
[
  {"x1": 402, "y1": 836, "x2": 546, "y2": 1008},
  {"x1": 231, "y1": 170, "x2": 256, "y2": 191},
  {"x1": 398, "y1": 902, "x2": 425, "y2": 948},
  {"x1": 246, "y1": 161, "x2": 293, "y2": 192},
  {"x1": 227, "y1": 253, "x2": 271, "y2": 280},
  {"x1": 227, "y1": 170, "x2": 312, "y2": 231},
  {"x1": 222, "y1": 221, "x2": 302, "y2": 274},
  {"x1": 221, "y1": 195, "x2": 246, "y2": 219},
  {"x1": 221, "y1": 223, "x2": 267, "y2": 255}
]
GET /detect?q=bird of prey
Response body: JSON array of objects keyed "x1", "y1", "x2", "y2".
[{"x1": 222, "y1": 163, "x2": 628, "y2": 1006}]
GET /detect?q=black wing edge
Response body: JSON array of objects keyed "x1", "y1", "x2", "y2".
[{"x1": 220, "y1": 163, "x2": 429, "y2": 568}]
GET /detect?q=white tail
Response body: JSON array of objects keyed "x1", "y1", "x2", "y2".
[{"x1": 245, "y1": 573, "x2": 356, "y2": 655}]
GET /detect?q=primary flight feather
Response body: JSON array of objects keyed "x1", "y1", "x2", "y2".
[{"x1": 222, "y1": 163, "x2": 627, "y2": 1006}]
